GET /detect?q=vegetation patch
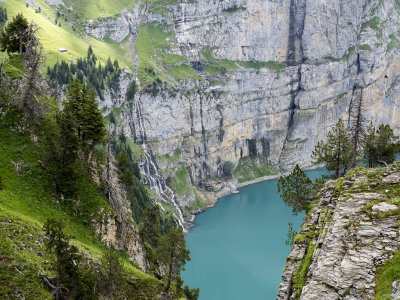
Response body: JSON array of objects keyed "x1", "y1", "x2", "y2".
[
  {"x1": 375, "y1": 249, "x2": 400, "y2": 299},
  {"x1": 1, "y1": 0, "x2": 134, "y2": 71},
  {"x1": 292, "y1": 243, "x2": 316, "y2": 298},
  {"x1": 234, "y1": 156, "x2": 279, "y2": 183},
  {"x1": 223, "y1": 5, "x2": 246, "y2": 13}
]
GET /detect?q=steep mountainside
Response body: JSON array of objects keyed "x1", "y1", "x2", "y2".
[
  {"x1": 3, "y1": 0, "x2": 400, "y2": 226},
  {"x1": 278, "y1": 164, "x2": 400, "y2": 299}
]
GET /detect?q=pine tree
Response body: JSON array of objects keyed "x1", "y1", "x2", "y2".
[
  {"x1": 117, "y1": 149, "x2": 135, "y2": 186},
  {"x1": 156, "y1": 227, "x2": 191, "y2": 294},
  {"x1": 98, "y1": 246, "x2": 126, "y2": 299},
  {"x1": 348, "y1": 93, "x2": 366, "y2": 168},
  {"x1": 277, "y1": 164, "x2": 314, "y2": 215},
  {"x1": 0, "y1": 13, "x2": 30, "y2": 54},
  {"x1": 141, "y1": 205, "x2": 162, "y2": 248},
  {"x1": 364, "y1": 122, "x2": 377, "y2": 167},
  {"x1": 312, "y1": 119, "x2": 353, "y2": 179},
  {"x1": 43, "y1": 218, "x2": 82, "y2": 300},
  {"x1": 106, "y1": 57, "x2": 114, "y2": 73},
  {"x1": 81, "y1": 86, "x2": 106, "y2": 147}
]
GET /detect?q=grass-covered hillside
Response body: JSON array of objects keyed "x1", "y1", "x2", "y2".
[
  {"x1": 0, "y1": 121, "x2": 162, "y2": 299},
  {"x1": 0, "y1": 15, "x2": 198, "y2": 297},
  {"x1": 0, "y1": 0, "x2": 134, "y2": 71}
]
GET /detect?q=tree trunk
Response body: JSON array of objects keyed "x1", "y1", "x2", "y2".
[
  {"x1": 165, "y1": 251, "x2": 174, "y2": 293},
  {"x1": 19, "y1": 29, "x2": 23, "y2": 55}
]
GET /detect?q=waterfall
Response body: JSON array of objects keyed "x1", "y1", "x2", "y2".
[
  {"x1": 129, "y1": 45, "x2": 185, "y2": 229},
  {"x1": 135, "y1": 100, "x2": 185, "y2": 229}
]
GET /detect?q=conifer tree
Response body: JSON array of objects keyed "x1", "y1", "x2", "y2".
[
  {"x1": 312, "y1": 119, "x2": 353, "y2": 179},
  {"x1": 98, "y1": 246, "x2": 126, "y2": 299},
  {"x1": 348, "y1": 93, "x2": 366, "y2": 168},
  {"x1": 364, "y1": 123, "x2": 399, "y2": 167},
  {"x1": 141, "y1": 205, "x2": 162, "y2": 248},
  {"x1": 277, "y1": 164, "x2": 314, "y2": 215},
  {"x1": 156, "y1": 227, "x2": 191, "y2": 294},
  {"x1": 0, "y1": 13, "x2": 31, "y2": 54},
  {"x1": 44, "y1": 218, "x2": 82, "y2": 300},
  {"x1": 81, "y1": 86, "x2": 106, "y2": 147},
  {"x1": 364, "y1": 122, "x2": 377, "y2": 167}
]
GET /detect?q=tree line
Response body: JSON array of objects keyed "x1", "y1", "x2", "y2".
[
  {"x1": 278, "y1": 96, "x2": 399, "y2": 219},
  {"x1": 47, "y1": 46, "x2": 122, "y2": 100},
  {"x1": 0, "y1": 13, "x2": 198, "y2": 299}
]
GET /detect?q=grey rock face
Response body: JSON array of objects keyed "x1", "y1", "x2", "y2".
[
  {"x1": 83, "y1": 0, "x2": 400, "y2": 222},
  {"x1": 393, "y1": 281, "x2": 400, "y2": 300},
  {"x1": 94, "y1": 159, "x2": 147, "y2": 271},
  {"x1": 278, "y1": 165, "x2": 400, "y2": 300}
]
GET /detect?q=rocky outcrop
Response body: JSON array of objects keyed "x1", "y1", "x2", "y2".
[
  {"x1": 277, "y1": 164, "x2": 400, "y2": 299},
  {"x1": 94, "y1": 160, "x2": 147, "y2": 271}
]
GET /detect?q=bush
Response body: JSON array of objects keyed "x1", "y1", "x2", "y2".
[{"x1": 222, "y1": 161, "x2": 234, "y2": 177}]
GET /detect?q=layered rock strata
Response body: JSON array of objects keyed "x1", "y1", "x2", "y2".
[{"x1": 278, "y1": 165, "x2": 400, "y2": 299}]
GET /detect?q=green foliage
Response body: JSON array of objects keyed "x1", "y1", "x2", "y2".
[
  {"x1": 63, "y1": 77, "x2": 107, "y2": 147},
  {"x1": 375, "y1": 249, "x2": 400, "y2": 299},
  {"x1": 116, "y1": 148, "x2": 152, "y2": 222},
  {"x1": 0, "y1": 7, "x2": 7, "y2": 24},
  {"x1": 0, "y1": 213, "x2": 52, "y2": 299},
  {"x1": 47, "y1": 48, "x2": 122, "y2": 100},
  {"x1": 292, "y1": 243, "x2": 315, "y2": 298},
  {"x1": 363, "y1": 122, "x2": 399, "y2": 167},
  {"x1": 223, "y1": 4, "x2": 246, "y2": 13},
  {"x1": 277, "y1": 165, "x2": 314, "y2": 215},
  {"x1": 359, "y1": 44, "x2": 372, "y2": 51},
  {"x1": 44, "y1": 78, "x2": 106, "y2": 196},
  {"x1": 98, "y1": 246, "x2": 127, "y2": 299},
  {"x1": 0, "y1": 13, "x2": 30, "y2": 54},
  {"x1": 44, "y1": 218, "x2": 90, "y2": 299},
  {"x1": 1, "y1": 54, "x2": 24, "y2": 79},
  {"x1": 233, "y1": 156, "x2": 279, "y2": 183},
  {"x1": 222, "y1": 161, "x2": 234, "y2": 177},
  {"x1": 312, "y1": 119, "x2": 353, "y2": 179},
  {"x1": 126, "y1": 79, "x2": 137, "y2": 101},
  {"x1": 140, "y1": 205, "x2": 162, "y2": 248},
  {"x1": 286, "y1": 222, "x2": 297, "y2": 248},
  {"x1": 156, "y1": 227, "x2": 190, "y2": 294}
]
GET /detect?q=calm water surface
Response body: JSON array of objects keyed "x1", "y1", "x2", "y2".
[{"x1": 182, "y1": 169, "x2": 326, "y2": 300}]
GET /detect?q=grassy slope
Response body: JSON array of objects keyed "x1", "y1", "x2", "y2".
[
  {"x1": 0, "y1": 0, "x2": 134, "y2": 71},
  {"x1": 62, "y1": 0, "x2": 138, "y2": 21},
  {"x1": 0, "y1": 126, "x2": 159, "y2": 297},
  {"x1": 134, "y1": 23, "x2": 198, "y2": 87}
]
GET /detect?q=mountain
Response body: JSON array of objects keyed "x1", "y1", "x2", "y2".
[{"x1": 2, "y1": 0, "x2": 400, "y2": 226}]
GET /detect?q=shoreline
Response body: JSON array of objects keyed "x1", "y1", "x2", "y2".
[
  {"x1": 185, "y1": 165, "x2": 325, "y2": 231},
  {"x1": 236, "y1": 174, "x2": 281, "y2": 188}
]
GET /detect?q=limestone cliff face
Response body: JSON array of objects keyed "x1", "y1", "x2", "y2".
[
  {"x1": 94, "y1": 161, "x2": 147, "y2": 271},
  {"x1": 82, "y1": 0, "x2": 400, "y2": 221},
  {"x1": 278, "y1": 165, "x2": 400, "y2": 299}
]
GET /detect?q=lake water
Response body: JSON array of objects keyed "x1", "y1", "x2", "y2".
[{"x1": 182, "y1": 168, "x2": 326, "y2": 300}]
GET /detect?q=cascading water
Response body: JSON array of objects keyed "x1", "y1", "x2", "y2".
[
  {"x1": 135, "y1": 100, "x2": 185, "y2": 229},
  {"x1": 129, "y1": 39, "x2": 185, "y2": 229}
]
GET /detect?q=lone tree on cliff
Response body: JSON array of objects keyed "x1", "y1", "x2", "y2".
[
  {"x1": 312, "y1": 119, "x2": 353, "y2": 179},
  {"x1": 156, "y1": 227, "x2": 191, "y2": 295},
  {"x1": 277, "y1": 164, "x2": 315, "y2": 215},
  {"x1": 348, "y1": 92, "x2": 367, "y2": 169}
]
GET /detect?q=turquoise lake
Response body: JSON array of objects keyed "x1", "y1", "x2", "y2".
[{"x1": 182, "y1": 168, "x2": 326, "y2": 300}]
